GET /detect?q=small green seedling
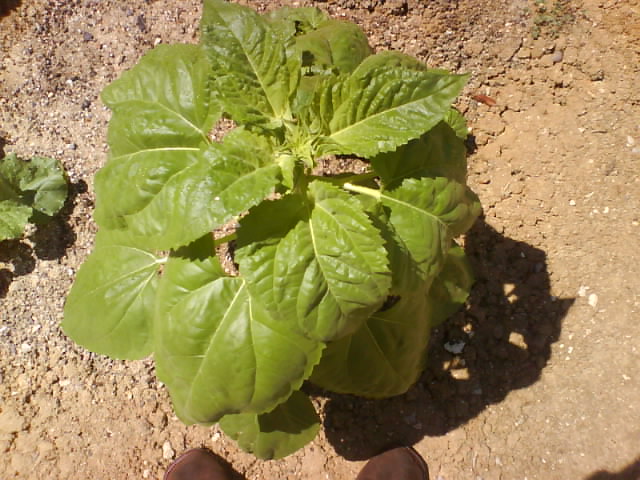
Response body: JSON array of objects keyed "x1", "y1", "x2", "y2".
[{"x1": 0, "y1": 153, "x2": 68, "y2": 241}]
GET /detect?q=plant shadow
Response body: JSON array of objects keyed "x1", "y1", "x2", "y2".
[
  {"x1": 0, "y1": 180, "x2": 85, "y2": 299},
  {"x1": 0, "y1": 0, "x2": 21, "y2": 18},
  {"x1": 318, "y1": 217, "x2": 575, "y2": 460},
  {"x1": 584, "y1": 456, "x2": 640, "y2": 480}
]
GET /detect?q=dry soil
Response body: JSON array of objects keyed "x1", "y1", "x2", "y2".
[{"x1": 1, "y1": 0, "x2": 639, "y2": 479}]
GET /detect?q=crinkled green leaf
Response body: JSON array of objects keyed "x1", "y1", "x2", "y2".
[
  {"x1": 320, "y1": 52, "x2": 468, "y2": 158},
  {"x1": 16, "y1": 156, "x2": 68, "y2": 215},
  {"x1": 265, "y1": 6, "x2": 331, "y2": 105},
  {"x1": 444, "y1": 108, "x2": 469, "y2": 140},
  {"x1": 219, "y1": 390, "x2": 320, "y2": 460},
  {"x1": 236, "y1": 181, "x2": 391, "y2": 342},
  {"x1": 265, "y1": 7, "x2": 329, "y2": 38},
  {"x1": 154, "y1": 253, "x2": 324, "y2": 425},
  {"x1": 293, "y1": 20, "x2": 371, "y2": 75},
  {"x1": 102, "y1": 44, "x2": 219, "y2": 155},
  {"x1": 0, "y1": 153, "x2": 68, "y2": 240},
  {"x1": 371, "y1": 121, "x2": 468, "y2": 189},
  {"x1": 0, "y1": 201, "x2": 31, "y2": 240},
  {"x1": 94, "y1": 139, "x2": 281, "y2": 250},
  {"x1": 96, "y1": 43, "x2": 267, "y2": 250},
  {"x1": 348, "y1": 177, "x2": 479, "y2": 292},
  {"x1": 428, "y1": 244, "x2": 474, "y2": 327},
  {"x1": 311, "y1": 291, "x2": 432, "y2": 397},
  {"x1": 381, "y1": 177, "x2": 480, "y2": 281},
  {"x1": 62, "y1": 235, "x2": 161, "y2": 359},
  {"x1": 201, "y1": 0, "x2": 290, "y2": 127}
]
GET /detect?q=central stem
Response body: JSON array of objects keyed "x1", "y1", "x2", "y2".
[{"x1": 342, "y1": 182, "x2": 382, "y2": 200}]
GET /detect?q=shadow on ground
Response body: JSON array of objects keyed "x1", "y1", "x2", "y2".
[
  {"x1": 585, "y1": 456, "x2": 640, "y2": 480},
  {"x1": 0, "y1": 0, "x2": 21, "y2": 18},
  {"x1": 0, "y1": 180, "x2": 85, "y2": 298},
  {"x1": 319, "y1": 217, "x2": 575, "y2": 460}
]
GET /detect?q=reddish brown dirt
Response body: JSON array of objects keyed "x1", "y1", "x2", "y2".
[{"x1": 1, "y1": 1, "x2": 639, "y2": 479}]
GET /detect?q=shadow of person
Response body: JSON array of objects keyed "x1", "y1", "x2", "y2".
[
  {"x1": 585, "y1": 456, "x2": 640, "y2": 480},
  {"x1": 0, "y1": 179, "x2": 85, "y2": 298},
  {"x1": 319, "y1": 217, "x2": 575, "y2": 460}
]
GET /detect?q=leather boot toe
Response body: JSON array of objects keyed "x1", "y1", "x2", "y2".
[
  {"x1": 356, "y1": 446, "x2": 429, "y2": 480},
  {"x1": 164, "y1": 448, "x2": 232, "y2": 480}
]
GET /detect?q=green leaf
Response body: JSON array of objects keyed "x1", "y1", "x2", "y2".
[
  {"x1": 371, "y1": 121, "x2": 468, "y2": 189},
  {"x1": 154, "y1": 254, "x2": 324, "y2": 425},
  {"x1": 313, "y1": 244, "x2": 475, "y2": 395},
  {"x1": 428, "y1": 244, "x2": 474, "y2": 327},
  {"x1": 381, "y1": 178, "x2": 480, "y2": 281},
  {"x1": 16, "y1": 156, "x2": 68, "y2": 215},
  {"x1": 293, "y1": 20, "x2": 372, "y2": 75},
  {"x1": 322, "y1": 52, "x2": 468, "y2": 158},
  {"x1": 0, "y1": 201, "x2": 31, "y2": 241},
  {"x1": 311, "y1": 291, "x2": 432, "y2": 398},
  {"x1": 265, "y1": 7, "x2": 329, "y2": 38},
  {"x1": 201, "y1": 0, "x2": 290, "y2": 127},
  {"x1": 62, "y1": 235, "x2": 161, "y2": 359},
  {"x1": 444, "y1": 108, "x2": 469, "y2": 140},
  {"x1": 346, "y1": 177, "x2": 480, "y2": 291},
  {"x1": 0, "y1": 153, "x2": 68, "y2": 240},
  {"x1": 94, "y1": 139, "x2": 281, "y2": 250},
  {"x1": 236, "y1": 181, "x2": 391, "y2": 342},
  {"x1": 102, "y1": 44, "x2": 219, "y2": 155},
  {"x1": 219, "y1": 390, "x2": 320, "y2": 460},
  {"x1": 96, "y1": 43, "x2": 268, "y2": 250}
]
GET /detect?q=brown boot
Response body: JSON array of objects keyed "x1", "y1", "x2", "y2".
[
  {"x1": 164, "y1": 448, "x2": 233, "y2": 480},
  {"x1": 356, "y1": 447, "x2": 429, "y2": 480}
]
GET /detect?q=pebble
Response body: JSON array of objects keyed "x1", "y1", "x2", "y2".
[
  {"x1": 162, "y1": 441, "x2": 175, "y2": 460},
  {"x1": 444, "y1": 340, "x2": 466, "y2": 355},
  {"x1": 588, "y1": 293, "x2": 598, "y2": 308},
  {"x1": 552, "y1": 50, "x2": 564, "y2": 63}
]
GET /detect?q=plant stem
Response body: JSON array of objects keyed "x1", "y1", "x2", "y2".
[
  {"x1": 214, "y1": 232, "x2": 237, "y2": 247},
  {"x1": 310, "y1": 171, "x2": 377, "y2": 186},
  {"x1": 342, "y1": 182, "x2": 381, "y2": 200}
]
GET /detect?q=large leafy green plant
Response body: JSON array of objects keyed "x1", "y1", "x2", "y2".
[{"x1": 63, "y1": 0, "x2": 481, "y2": 459}]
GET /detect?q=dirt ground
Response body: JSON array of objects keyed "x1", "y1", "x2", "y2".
[{"x1": 1, "y1": 0, "x2": 639, "y2": 479}]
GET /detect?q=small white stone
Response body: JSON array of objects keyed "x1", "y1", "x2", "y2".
[
  {"x1": 588, "y1": 293, "x2": 598, "y2": 308},
  {"x1": 162, "y1": 441, "x2": 175, "y2": 460},
  {"x1": 569, "y1": 199, "x2": 576, "y2": 206},
  {"x1": 444, "y1": 340, "x2": 466, "y2": 355},
  {"x1": 211, "y1": 431, "x2": 221, "y2": 442},
  {"x1": 143, "y1": 469, "x2": 150, "y2": 479},
  {"x1": 578, "y1": 285, "x2": 589, "y2": 297},
  {"x1": 20, "y1": 343, "x2": 32, "y2": 353}
]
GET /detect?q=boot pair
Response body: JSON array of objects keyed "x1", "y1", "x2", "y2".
[{"x1": 164, "y1": 447, "x2": 429, "y2": 480}]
